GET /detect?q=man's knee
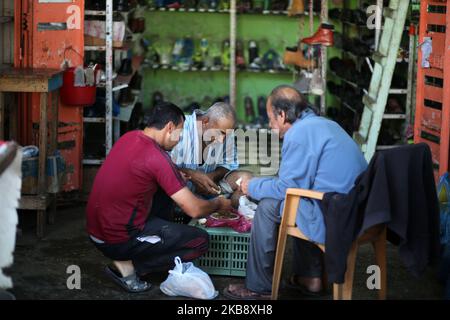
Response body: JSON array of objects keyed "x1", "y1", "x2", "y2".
[
  {"x1": 255, "y1": 198, "x2": 281, "y2": 220},
  {"x1": 184, "y1": 226, "x2": 209, "y2": 251}
]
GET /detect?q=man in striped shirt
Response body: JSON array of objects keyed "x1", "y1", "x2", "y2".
[{"x1": 171, "y1": 102, "x2": 239, "y2": 196}]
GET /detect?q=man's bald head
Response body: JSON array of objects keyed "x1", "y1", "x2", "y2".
[{"x1": 269, "y1": 85, "x2": 309, "y2": 124}]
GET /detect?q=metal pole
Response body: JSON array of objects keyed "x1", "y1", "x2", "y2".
[
  {"x1": 320, "y1": 0, "x2": 328, "y2": 115},
  {"x1": 405, "y1": 25, "x2": 415, "y2": 133},
  {"x1": 229, "y1": 0, "x2": 237, "y2": 110},
  {"x1": 105, "y1": 0, "x2": 113, "y2": 154}
]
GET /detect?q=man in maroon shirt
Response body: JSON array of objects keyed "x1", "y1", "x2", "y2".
[{"x1": 86, "y1": 102, "x2": 232, "y2": 293}]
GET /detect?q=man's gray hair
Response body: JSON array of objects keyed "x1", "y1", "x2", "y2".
[{"x1": 205, "y1": 102, "x2": 236, "y2": 124}]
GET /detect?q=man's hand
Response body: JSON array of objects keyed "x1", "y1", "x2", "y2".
[
  {"x1": 216, "y1": 196, "x2": 233, "y2": 213},
  {"x1": 190, "y1": 170, "x2": 220, "y2": 195},
  {"x1": 179, "y1": 170, "x2": 191, "y2": 182},
  {"x1": 239, "y1": 176, "x2": 251, "y2": 196}
]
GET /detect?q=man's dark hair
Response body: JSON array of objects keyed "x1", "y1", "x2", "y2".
[
  {"x1": 269, "y1": 85, "x2": 310, "y2": 124},
  {"x1": 145, "y1": 101, "x2": 185, "y2": 129}
]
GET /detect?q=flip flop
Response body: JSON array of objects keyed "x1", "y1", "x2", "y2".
[
  {"x1": 285, "y1": 275, "x2": 323, "y2": 297},
  {"x1": 104, "y1": 266, "x2": 152, "y2": 293},
  {"x1": 222, "y1": 284, "x2": 271, "y2": 300}
]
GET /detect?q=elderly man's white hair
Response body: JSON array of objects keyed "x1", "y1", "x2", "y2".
[{"x1": 204, "y1": 102, "x2": 236, "y2": 124}]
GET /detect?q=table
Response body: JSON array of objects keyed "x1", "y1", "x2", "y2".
[{"x1": 0, "y1": 67, "x2": 62, "y2": 238}]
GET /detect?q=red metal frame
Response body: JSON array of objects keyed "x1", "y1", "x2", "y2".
[{"x1": 415, "y1": 0, "x2": 450, "y2": 179}]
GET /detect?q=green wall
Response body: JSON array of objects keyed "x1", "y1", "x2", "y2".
[{"x1": 141, "y1": 8, "x2": 340, "y2": 121}]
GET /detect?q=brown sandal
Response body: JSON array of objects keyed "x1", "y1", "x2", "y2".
[{"x1": 223, "y1": 284, "x2": 271, "y2": 300}]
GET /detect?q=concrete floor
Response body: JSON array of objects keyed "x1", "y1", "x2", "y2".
[{"x1": 4, "y1": 205, "x2": 445, "y2": 300}]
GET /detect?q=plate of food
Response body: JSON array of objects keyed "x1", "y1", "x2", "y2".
[{"x1": 210, "y1": 212, "x2": 240, "y2": 221}]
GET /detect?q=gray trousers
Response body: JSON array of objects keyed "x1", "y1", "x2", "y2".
[{"x1": 245, "y1": 198, "x2": 324, "y2": 294}]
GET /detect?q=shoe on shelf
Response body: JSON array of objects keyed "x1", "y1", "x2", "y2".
[
  {"x1": 119, "y1": 87, "x2": 135, "y2": 106},
  {"x1": 287, "y1": 0, "x2": 304, "y2": 16},
  {"x1": 262, "y1": 49, "x2": 283, "y2": 71},
  {"x1": 244, "y1": 96, "x2": 256, "y2": 123},
  {"x1": 301, "y1": 23, "x2": 334, "y2": 47},
  {"x1": 257, "y1": 96, "x2": 268, "y2": 125},
  {"x1": 248, "y1": 40, "x2": 259, "y2": 65},
  {"x1": 129, "y1": 72, "x2": 143, "y2": 94},
  {"x1": 237, "y1": 0, "x2": 251, "y2": 13},
  {"x1": 167, "y1": 1, "x2": 182, "y2": 9},
  {"x1": 270, "y1": 0, "x2": 288, "y2": 11},
  {"x1": 86, "y1": 0, "x2": 103, "y2": 10},
  {"x1": 114, "y1": 0, "x2": 130, "y2": 11},
  {"x1": 152, "y1": 91, "x2": 164, "y2": 107},
  {"x1": 197, "y1": 0, "x2": 209, "y2": 11},
  {"x1": 183, "y1": 0, "x2": 197, "y2": 10},
  {"x1": 329, "y1": 8, "x2": 342, "y2": 20},
  {"x1": 222, "y1": 39, "x2": 231, "y2": 68},
  {"x1": 386, "y1": 97, "x2": 404, "y2": 114},
  {"x1": 236, "y1": 40, "x2": 246, "y2": 70},
  {"x1": 118, "y1": 58, "x2": 133, "y2": 76},
  {"x1": 283, "y1": 46, "x2": 315, "y2": 69},
  {"x1": 252, "y1": 0, "x2": 265, "y2": 13}
]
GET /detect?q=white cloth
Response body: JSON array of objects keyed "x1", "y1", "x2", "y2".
[{"x1": 0, "y1": 147, "x2": 22, "y2": 289}]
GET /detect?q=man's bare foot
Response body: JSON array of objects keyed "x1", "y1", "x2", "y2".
[{"x1": 113, "y1": 260, "x2": 135, "y2": 277}]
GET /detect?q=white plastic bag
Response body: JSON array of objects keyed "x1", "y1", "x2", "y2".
[
  {"x1": 238, "y1": 195, "x2": 258, "y2": 220},
  {"x1": 160, "y1": 257, "x2": 218, "y2": 300}
]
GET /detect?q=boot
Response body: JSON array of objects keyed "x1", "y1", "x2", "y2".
[
  {"x1": 118, "y1": 58, "x2": 133, "y2": 76},
  {"x1": 119, "y1": 87, "x2": 134, "y2": 106},
  {"x1": 244, "y1": 96, "x2": 255, "y2": 123},
  {"x1": 152, "y1": 91, "x2": 164, "y2": 107},
  {"x1": 283, "y1": 46, "x2": 316, "y2": 69},
  {"x1": 248, "y1": 40, "x2": 259, "y2": 65},
  {"x1": 301, "y1": 23, "x2": 335, "y2": 47},
  {"x1": 236, "y1": 40, "x2": 246, "y2": 70},
  {"x1": 129, "y1": 72, "x2": 143, "y2": 94},
  {"x1": 257, "y1": 96, "x2": 268, "y2": 124},
  {"x1": 287, "y1": 0, "x2": 304, "y2": 16}
]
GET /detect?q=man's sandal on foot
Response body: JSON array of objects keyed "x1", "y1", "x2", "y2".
[
  {"x1": 104, "y1": 265, "x2": 152, "y2": 293},
  {"x1": 223, "y1": 283, "x2": 271, "y2": 300}
]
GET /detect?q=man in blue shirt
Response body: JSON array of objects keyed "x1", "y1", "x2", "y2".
[{"x1": 224, "y1": 85, "x2": 367, "y2": 299}]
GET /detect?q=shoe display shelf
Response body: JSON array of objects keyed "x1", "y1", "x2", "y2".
[
  {"x1": 327, "y1": 0, "x2": 416, "y2": 150},
  {"x1": 83, "y1": 1, "x2": 144, "y2": 165}
]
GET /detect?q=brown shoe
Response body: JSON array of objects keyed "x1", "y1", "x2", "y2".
[
  {"x1": 283, "y1": 46, "x2": 316, "y2": 69},
  {"x1": 287, "y1": 0, "x2": 304, "y2": 16},
  {"x1": 301, "y1": 23, "x2": 335, "y2": 47}
]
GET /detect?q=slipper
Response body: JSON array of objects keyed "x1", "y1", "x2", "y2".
[
  {"x1": 222, "y1": 284, "x2": 271, "y2": 300},
  {"x1": 285, "y1": 275, "x2": 323, "y2": 297},
  {"x1": 104, "y1": 266, "x2": 152, "y2": 293}
]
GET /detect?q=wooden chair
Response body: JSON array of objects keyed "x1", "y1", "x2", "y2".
[{"x1": 271, "y1": 188, "x2": 387, "y2": 300}]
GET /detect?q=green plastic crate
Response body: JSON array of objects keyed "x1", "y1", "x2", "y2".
[{"x1": 189, "y1": 221, "x2": 250, "y2": 277}]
